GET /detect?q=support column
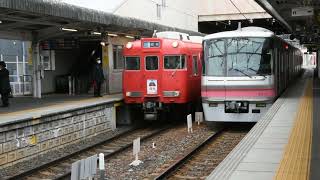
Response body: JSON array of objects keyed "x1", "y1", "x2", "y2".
[
  {"x1": 32, "y1": 42, "x2": 42, "y2": 98},
  {"x1": 102, "y1": 36, "x2": 110, "y2": 95},
  {"x1": 317, "y1": 50, "x2": 320, "y2": 79}
]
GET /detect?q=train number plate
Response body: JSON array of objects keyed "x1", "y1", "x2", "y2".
[{"x1": 224, "y1": 101, "x2": 249, "y2": 113}]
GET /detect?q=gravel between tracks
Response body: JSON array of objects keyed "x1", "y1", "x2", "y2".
[
  {"x1": 105, "y1": 123, "x2": 216, "y2": 179},
  {"x1": 169, "y1": 129, "x2": 248, "y2": 179}
]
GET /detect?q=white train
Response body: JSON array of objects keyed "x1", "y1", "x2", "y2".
[{"x1": 202, "y1": 27, "x2": 303, "y2": 122}]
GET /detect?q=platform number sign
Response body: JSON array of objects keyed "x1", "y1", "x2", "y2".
[{"x1": 147, "y1": 79, "x2": 158, "y2": 94}]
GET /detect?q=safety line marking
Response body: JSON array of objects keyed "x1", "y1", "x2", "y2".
[{"x1": 274, "y1": 79, "x2": 313, "y2": 180}]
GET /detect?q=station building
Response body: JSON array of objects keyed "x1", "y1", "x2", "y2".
[{"x1": 0, "y1": 0, "x2": 278, "y2": 98}]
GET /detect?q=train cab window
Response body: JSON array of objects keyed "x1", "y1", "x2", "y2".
[
  {"x1": 146, "y1": 56, "x2": 159, "y2": 70},
  {"x1": 204, "y1": 39, "x2": 225, "y2": 76},
  {"x1": 164, "y1": 55, "x2": 186, "y2": 69},
  {"x1": 125, "y1": 57, "x2": 140, "y2": 70},
  {"x1": 192, "y1": 56, "x2": 198, "y2": 75},
  {"x1": 226, "y1": 37, "x2": 272, "y2": 77}
]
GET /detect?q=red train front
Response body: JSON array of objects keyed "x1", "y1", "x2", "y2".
[{"x1": 123, "y1": 32, "x2": 203, "y2": 120}]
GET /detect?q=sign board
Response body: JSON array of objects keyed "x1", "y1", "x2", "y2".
[
  {"x1": 195, "y1": 112, "x2": 203, "y2": 125},
  {"x1": 133, "y1": 137, "x2": 141, "y2": 155},
  {"x1": 292, "y1": 7, "x2": 314, "y2": 17},
  {"x1": 147, "y1": 79, "x2": 158, "y2": 94}
]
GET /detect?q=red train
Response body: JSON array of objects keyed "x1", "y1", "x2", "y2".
[{"x1": 123, "y1": 32, "x2": 203, "y2": 120}]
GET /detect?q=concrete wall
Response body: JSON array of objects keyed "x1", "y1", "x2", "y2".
[
  {"x1": 0, "y1": 103, "x2": 116, "y2": 168},
  {"x1": 114, "y1": 0, "x2": 201, "y2": 32},
  {"x1": 41, "y1": 50, "x2": 77, "y2": 94},
  {"x1": 198, "y1": 0, "x2": 271, "y2": 21}
]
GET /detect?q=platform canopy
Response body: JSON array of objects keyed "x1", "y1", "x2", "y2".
[
  {"x1": 0, "y1": 0, "x2": 203, "y2": 41},
  {"x1": 256, "y1": 0, "x2": 320, "y2": 46}
]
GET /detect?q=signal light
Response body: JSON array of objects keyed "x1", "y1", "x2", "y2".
[{"x1": 285, "y1": 44, "x2": 289, "y2": 49}]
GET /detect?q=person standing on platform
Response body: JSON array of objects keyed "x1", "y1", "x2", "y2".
[
  {"x1": 0, "y1": 61, "x2": 10, "y2": 107},
  {"x1": 92, "y1": 58, "x2": 105, "y2": 97}
]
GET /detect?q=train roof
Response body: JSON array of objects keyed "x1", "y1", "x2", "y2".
[
  {"x1": 203, "y1": 26, "x2": 274, "y2": 40},
  {"x1": 155, "y1": 31, "x2": 203, "y2": 43}
]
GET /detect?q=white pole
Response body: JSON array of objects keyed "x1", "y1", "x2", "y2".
[
  {"x1": 99, "y1": 153, "x2": 105, "y2": 180},
  {"x1": 68, "y1": 76, "x2": 72, "y2": 95},
  {"x1": 187, "y1": 114, "x2": 193, "y2": 133}
]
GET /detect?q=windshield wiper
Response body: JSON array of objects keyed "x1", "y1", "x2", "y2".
[
  {"x1": 233, "y1": 68, "x2": 252, "y2": 78},
  {"x1": 248, "y1": 68, "x2": 267, "y2": 78}
]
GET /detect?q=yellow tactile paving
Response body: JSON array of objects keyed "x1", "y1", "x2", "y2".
[
  {"x1": 0, "y1": 96, "x2": 114, "y2": 116},
  {"x1": 274, "y1": 79, "x2": 313, "y2": 180}
]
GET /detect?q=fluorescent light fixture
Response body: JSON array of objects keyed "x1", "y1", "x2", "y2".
[
  {"x1": 100, "y1": 42, "x2": 108, "y2": 46},
  {"x1": 92, "y1": 32, "x2": 101, "y2": 35},
  {"x1": 125, "y1": 35, "x2": 134, "y2": 39},
  {"x1": 61, "y1": 27, "x2": 78, "y2": 32},
  {"x1": 108, "y1": 33, "x2": 118, "y2": 37}
]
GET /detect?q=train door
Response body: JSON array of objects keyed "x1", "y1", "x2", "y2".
[
  {"x1": 191, "y1": 54, "x2": 201, "y2": 99},
  {"x1": 143, "y1": 54, "x2": 161, "y2": 97},
  {"x1": 274, "y1": 48, "x2": 279, "y2": 96}
]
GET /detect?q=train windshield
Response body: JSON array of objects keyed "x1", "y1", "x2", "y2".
[
  {"x1": 146, "y1": 56, "x2": 159, "y2": 70},
  {"x1": 125, "y1": 57, "x2": 140, "y2": 70},
  {"x1": 164, "y1": 55, "x2": 186, "y2": 69},
  {"x1": 204, "y1": 37, "x2": 272, "y2": 77}
]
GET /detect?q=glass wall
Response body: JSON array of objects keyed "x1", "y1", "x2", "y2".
[{"x1": 0, "y1": 39, "x2": 32, "y2": 95}]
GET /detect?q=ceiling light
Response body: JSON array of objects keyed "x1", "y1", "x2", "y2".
[
  {"x1": 100, "y1": 42, "x2": 108, "y2": 46},
  {"x1": 61, "y1": 27, "x2": 78, "y2": 32},
  {"x1": 92, "y1": 32, "x2": 101, "y2": 35},
  {"x1": 125, "y1": 35, "x2": 134, "y2": 39},
  {"x1": 108, "y1": 33, "x2": 118, "y2": 37}
]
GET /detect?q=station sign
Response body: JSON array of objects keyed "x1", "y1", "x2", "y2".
[
  {"x1": 40, "y1": 39, "x2": 78, "y2": 50},
  {"x1": 292, "y1": 7, "x2": 314, "y2": 17}
]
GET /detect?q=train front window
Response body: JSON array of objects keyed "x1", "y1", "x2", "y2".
[
  {"x1": 146, "y1": 56, "x2": 159, "y2": 70},
  {"x1": 204, "y1": 39, "x2": 225, "y2": 76},
  {"x1": 164, "y1": 55, "x2": 186, "y2": 69},
  {"x1": 226, "y1": 37, "x2": 272, "y2": 77},
  {"x1": 125, "y1": 57, "x2": 140, "y2": 70}
]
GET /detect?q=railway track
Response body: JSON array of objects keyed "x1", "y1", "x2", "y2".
[
  {"x1": 6, "y1": 125, "x2": 170, "y2": 180},
  {"x1": 153, "y1": 125, "x2": 250, "y2": 179}
]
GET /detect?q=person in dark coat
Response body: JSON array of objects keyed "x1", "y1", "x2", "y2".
[
  {"x1": 0, "y1": 61, "x2": 10, "y2": 107},
  {"x1": 92, "y1": 58, "x2": 105, "y2": 97}
]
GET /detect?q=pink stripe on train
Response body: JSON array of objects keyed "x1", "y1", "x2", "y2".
[{"x1": 202, "y1": 88, "x2": 275, "y2": 97}]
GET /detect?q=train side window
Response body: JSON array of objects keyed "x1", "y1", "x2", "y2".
[
  {"x1": 146, "y1": 56, "x2": 159, "y2": 70},
  {"x1": 113, "y1": 45, "x2": 124, "y2": 69},
  {"x1": 125, "y1": 57, "x2": 140, "y2": 70},
  {"x1": 192, "y1": 55, "x2": 198, "y2": 75},
  {"x1": 164, "y1": 55, "x2": 186, "y2": 69}
]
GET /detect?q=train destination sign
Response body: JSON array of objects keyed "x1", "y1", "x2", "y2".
[{"x1": 143, "y1": 41, "x2": 160, "y2": 48}]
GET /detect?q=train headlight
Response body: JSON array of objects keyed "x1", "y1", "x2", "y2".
[
  {"x1": 172, "y1": 41, "x2": 179, "y2": 48},
  {"x1": 163, "y1": 91, "x2": 180, "y2": 97},
  {"x1": 126, "y1": 42, "x2": 133, "y2": 49}
]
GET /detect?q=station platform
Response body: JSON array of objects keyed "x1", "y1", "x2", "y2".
[
  {"x1": 0, "y1": 94, "x2": 123, "y2": 125},
  {"x1": 207, "y1": 69, "x2": 317, "y2": 180},
  {"x1": 0, "y1": 93, "x2": 124, "y2": 168}
]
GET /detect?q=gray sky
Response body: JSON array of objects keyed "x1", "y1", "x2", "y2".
[{"x1": 60, "y1": 0, "x2": 126, "y2": 12}]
